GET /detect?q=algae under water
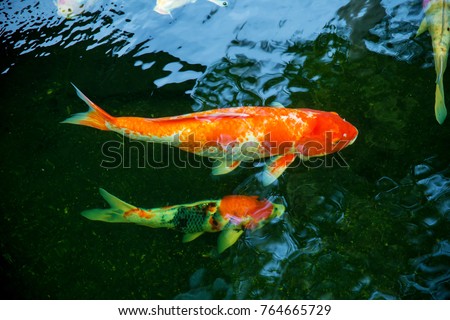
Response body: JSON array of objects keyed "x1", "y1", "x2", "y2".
[{"x1": 0, "y1": 0, "x2": 449, "y2": 299}]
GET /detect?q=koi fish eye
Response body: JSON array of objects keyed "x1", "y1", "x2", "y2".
[
  {"x1": 222, "y1": 1, "x2": 228, "y2": 6},
  {"x1": 272, "y1": 203, "x2": 285, "y2": 216}
]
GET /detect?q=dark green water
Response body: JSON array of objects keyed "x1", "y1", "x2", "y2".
[{"x1": 1, "y1": 0, "x2": 449, "y2": 299}]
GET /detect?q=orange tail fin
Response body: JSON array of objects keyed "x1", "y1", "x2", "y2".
[{"x1": 61, "y1": 83, "x2": 114, "y2": 131}]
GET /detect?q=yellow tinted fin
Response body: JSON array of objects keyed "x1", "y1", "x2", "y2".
[
  {"x1": 435, "y1": 83, "x2": 447, "y2": 124},
  {"x1": 217, "y1": 229, "x2": 244, "y2": 253},
  {"x1": 81, "y1": 188, "x2": 135, "y2": 223},
  {"x1": 98, "y1": 188, "x2": 135, "y2": 211},
  {"x1": 261, "y1": 153, "x2": 297, "y2": 186},
  {"x1": 211, "y1": 159, "x2": 241, "y2": 175},
  {"x1": 416, "y1": 18, "x2": 427, "y2": 37},
  {"x1": 182, "y1": 232, "x2": 205, "y2": 243}
]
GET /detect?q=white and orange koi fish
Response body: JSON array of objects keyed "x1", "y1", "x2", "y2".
[
  {"x1": 416, "y1": 0, "x2": 450, "y2": 124},
  {"x1": 55, "y1": 0, "x2": 95, "y2": 19},
  {"x1": 62, "y1": 84, "x2": 358, "y2": 185},
  {"x1": 82, "y1": 188, "x2": 285, "y2": 253},
  {"x1": 154, "y1": 0, "x2": 228, "y2": 16}
]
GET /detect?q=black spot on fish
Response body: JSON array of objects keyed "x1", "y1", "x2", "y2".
[{"x1": 171, "y1": 205, "x2": 209, "y2": 233}]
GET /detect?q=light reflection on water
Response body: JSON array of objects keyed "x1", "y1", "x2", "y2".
[
  {"x1": 1, "y1": 0, "x2": 348, "y2": 67},
  {"x1": 1, "y1": 0, "x2": 449, "y2": 299},
  {"x1": 1, "y1": 0, "x2": 427, "y2": 69},
  {"x1": 401, "y1": 240, "x2": 450, "y2": 299}
]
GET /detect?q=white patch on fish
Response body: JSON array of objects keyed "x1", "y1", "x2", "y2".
[{"x1": 154, "y1": 0, "x2": 228, "y2": 16}]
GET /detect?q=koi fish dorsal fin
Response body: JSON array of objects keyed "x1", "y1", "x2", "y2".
[
  {"x1": 217, "y1": 229, "x2": 244, "y2": 253},
  {"x1": 196, "y1": 112, "x2": 250, "y2": 119},
  {"x1": 81, "y1": 188, "x2": 135, "y2": 223},
  {"x1": 156, "y1": 112, "x2": 251, "y2": 124}
]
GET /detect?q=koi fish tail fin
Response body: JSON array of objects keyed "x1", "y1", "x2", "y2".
[
  {"x1": 434, "y1": 53, "x2": 448, "y2": 124},
  {"x1": 61, "y1": 83, "x2": 114, "y2": 131},
  {"x1": 434, "y1": 82, "x2": 447, "y2": 124},
  {"x1": 81, "y1": 188, "x2": 135, "y2": 223}
]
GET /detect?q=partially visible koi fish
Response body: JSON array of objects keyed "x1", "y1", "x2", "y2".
[
  {"x1": 154, "y1": 0, "x2": 228, "y2": 16},
  {"x1": 55, "y1": 0, "x2": 95, "y2": 19},
  {"x1": 62, "y1": 84, "x2": 358, "y2": 185},
  {"x1": 82, "y1": 188, "x2": 285, "y2": 253},
  {"x1": 416, "y1": 0, "x2": 450, "y2": 124}
]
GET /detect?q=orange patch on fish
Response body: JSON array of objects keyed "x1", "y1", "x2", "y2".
[
  {"x1": 124, "y1": 208, "x2": 155, "y2": 219},
  {"x1": 219, "y1": 195, "x2": 274, "y2": 228}
]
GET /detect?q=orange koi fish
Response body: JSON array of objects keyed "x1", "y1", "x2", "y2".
[
  {"x1": 82, "y1": 188, "x2": 285, "y2": 253},
  {"x1": 416, "y1": 0, "x2": 450, "y2": 124},
  {"x1": 63, "y1": 84, "x2": 358, "y2": 185}
]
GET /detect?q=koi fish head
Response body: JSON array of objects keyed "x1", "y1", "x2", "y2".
[
  {"x1": 297, "y1": 110, "x2": 358, "y2": 157},
  {"x1": 219, "y1": 195, "x2": 285, "y2": 230}
]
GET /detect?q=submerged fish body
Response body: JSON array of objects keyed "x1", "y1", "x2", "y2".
[
  {"x1": 154, "y1": 0, "x2": 228, "y2": 15},
  {"x1": 55, "y1": 0, "x2": 93, "y2": 19},
  {"x1": 82, "y1": 188, "x2": 285, "y2": 253},
  {"x1": 154, "y1": 0, "x2": 195, "y2": 15},
  {"x1": 416, "y1": 0, "x2": 450, "y2": 124},
  {"x1": 63, "y1": 84, "x2": 358, "y2": 185}
]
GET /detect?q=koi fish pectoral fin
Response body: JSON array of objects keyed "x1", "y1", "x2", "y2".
[
  {"x1": 260, "y1": 153, "x2": 297, "y2": 186},
  {"x1": 415, "y1": 18, "x2": 427, "y2": 37},
  {"x1": 435, "y1": 83, "x2": 447, "y2": 124},
  {"x1": 182, "y1": 232, "x2": 205, "y2": 243},
  {"x1": 270, "y1": 101, "x2": 285, "y2": 108},
  {"x1": 211, "y1": 159, "x2": 241, "y2": 175},
  {"x1": 217, "y1": 229, "x2": 244, "y2": 254}
]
